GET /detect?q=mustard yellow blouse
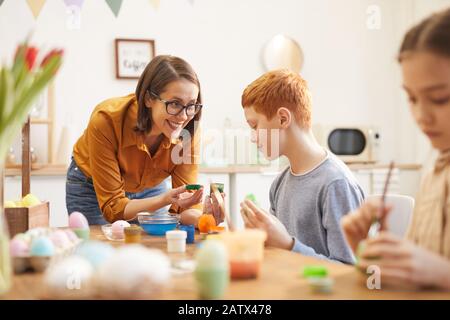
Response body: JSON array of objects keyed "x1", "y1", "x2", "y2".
[
  {"x1": 73, "y1": 94, "x2": 201, "y2": 222},
  {"x1": 407, "y1": 150, "x2": 450, "y2": 258}
]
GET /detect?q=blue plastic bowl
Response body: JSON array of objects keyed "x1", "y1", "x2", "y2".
[
  {"x1": 140, "y1": 222, "x2": 178, "y2": 236},
  {"x1": 137, "y1": 212, "x2": 179, "y2": 236}
]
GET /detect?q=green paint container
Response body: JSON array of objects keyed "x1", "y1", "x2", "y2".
[
  {"x1": 186, "y1": 184, "x2": 203, "y2": 191},
  {"x1": 210, "y1": 183, "x2": 224, "y2": 194}
]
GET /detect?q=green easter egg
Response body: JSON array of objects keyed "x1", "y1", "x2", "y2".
[
  {"x1": 73, "y1": 228, "x2": 90, "y2": 240},
  {"x1": 195, "y1": 240, "x2": 229, "y2": 299},
  {"x1": 195, "y1": 269, "x2": 229, "y2": 299}
]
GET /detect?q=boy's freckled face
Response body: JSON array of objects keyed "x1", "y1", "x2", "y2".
[
  {"x1": 244, "y1": 106, "x2": 281, "y2": 160},
  {"x1": 401, "y1": 51, "x2": 450, "y2": 151}
]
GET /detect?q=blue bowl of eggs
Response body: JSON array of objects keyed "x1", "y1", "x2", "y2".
[{"x1": 137, "y1": 212, "x2": 179, "y2": 236}]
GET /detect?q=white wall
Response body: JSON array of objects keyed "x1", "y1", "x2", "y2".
[
  {"x1": 3, "y1": 0, "x2": 447, "y2": 163},
  {"x1": 1, "y1": 0, "x2": 450, "y2": 225}
]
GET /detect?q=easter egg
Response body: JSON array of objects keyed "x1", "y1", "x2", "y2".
[
  {"x1": 64, "y1": 229, "x2": 79, "y2": 243},
  {"x1": 69, "y1": 211, "x2": 89, "y2": 229},
  {"x1": 30, "y1": 237, "x2": 55, "y2": 257},
  {"x1": 49, "y1": 230, "x2": 71, "y2": 249},
  {"x1": 10, "y1": 238, "x2": 29, "y2": 257},
  {"x1": 22, "y1": 193, "x2": 41, "y2": 207},
  {"x1": 111, "y1": 220, "x2": 130, "y2": 238},
  {"x1": 13, "y1": 233, "x2": 32, "y2": 245},
  {"x1": 4, "y1": 200, "x2": 17, "y2": 208},
  {"x1": 73, "y1": 228, "x2": 90, "y2": 240},
  {"x1": 75, "y1": 241, "x2": 115, "y2": 269},
  {"x1": 194, "y1": 240, "x2": 229, "y2": 299},
  {"x1": 195, "y1": 239, "x2": 228, "y2": 270},
  {"x1": 26, "y1": 227, "x2": 51, "y2": 240}
]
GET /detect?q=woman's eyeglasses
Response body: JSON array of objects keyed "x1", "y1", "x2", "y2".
[{"x1": 149, "y1": 91, "x2": 202, "y2": 116}]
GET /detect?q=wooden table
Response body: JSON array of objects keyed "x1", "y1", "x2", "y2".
[{"x1": 3, "y1": 226, "x2": 450, "y2": 300}]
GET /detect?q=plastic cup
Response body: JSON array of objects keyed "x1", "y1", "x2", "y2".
[{"x1": 219, "y1": 229, "x2": 267, "y2": 279}]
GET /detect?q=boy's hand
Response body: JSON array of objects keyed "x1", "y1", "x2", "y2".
[
  {"x1": 204, "y1": 192, "x2": 226, "y2": 225},
  {"x1": 240, "y1": 199, "x2": 294, "y2": 250},
  {"x1": 341, "y1": 200, "x2": 392, "y2": 253},
  {"x1": 356, "y1": 231, "x2": 450, "y2": 290},
  {"x1": 166, "y1": 185, "x2": 204, "y2": 209}
]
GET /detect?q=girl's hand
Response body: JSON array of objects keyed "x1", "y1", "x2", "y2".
[
  {"x1": 341, "y1": 200, "x2": 392, "y2": 253},
  {"x1": 357, "y1": 231, "x2": 450, "y2": 290},
  {"x1": 166, "y1": 185, "x2": 204, "y2": 209}
]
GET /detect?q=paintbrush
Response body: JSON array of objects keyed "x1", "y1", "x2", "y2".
[
  {"x1": 368, "y1": 161, "x2": 395, "y2": 238},
  {"x1": 211, "y1": 183, "x2": 234, "y2": 231}
]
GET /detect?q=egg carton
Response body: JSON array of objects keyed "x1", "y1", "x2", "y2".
[{"x1": 12, "y1": 228, "x2": 83, "y2": 274}]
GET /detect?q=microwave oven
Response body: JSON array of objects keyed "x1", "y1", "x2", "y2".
[{"x1": 313, "y1": 125, "x2": 380, "y2": 163}]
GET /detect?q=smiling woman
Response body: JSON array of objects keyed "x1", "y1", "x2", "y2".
[{"x1": 66, "y1": 55, "x2": 204, "y2": 226}]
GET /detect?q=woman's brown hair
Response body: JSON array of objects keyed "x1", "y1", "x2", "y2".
[
  {"x1": 399, "y1": 8, "x2": 450, "y2": 61},
  {"x1": 135, "y1": 55, "x2": 202, "y2": 137}
]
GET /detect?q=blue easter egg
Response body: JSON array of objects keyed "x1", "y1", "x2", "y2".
[
  {"x1": 75, "y1": 240, "x2": 115, "y2": 268},
  {"x1": 30, "y1": 237, "x2": 55, "y2": 256}
]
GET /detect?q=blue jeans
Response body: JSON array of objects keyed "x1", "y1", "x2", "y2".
[{"x1": 66, "y1": 158, "x2": 169, "y2": 225}]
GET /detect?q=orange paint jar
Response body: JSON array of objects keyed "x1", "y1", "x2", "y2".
[
  {"x1": 219, "y1": 230, "x2": 267, "y2": 280},
  {"x1": 198, "y1": 214, "x2": 216, "y2": 234}
]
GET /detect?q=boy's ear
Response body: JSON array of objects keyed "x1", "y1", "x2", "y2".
[{"x1": 277, "y1": 107, "x2": 292, "y2": 129}]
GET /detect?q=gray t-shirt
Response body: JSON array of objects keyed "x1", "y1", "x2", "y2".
[{"x1": 269, "y1": 152, "x2": 364, "y2": 264}]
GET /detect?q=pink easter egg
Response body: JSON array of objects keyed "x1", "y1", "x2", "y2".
[
  {"x1": 111, "y1": 220, "x2": 130, "y2": 236},
  {"x1": 64, "y1": 229, "x2": 79, "y2": 243},
  {"x1": 50, "y1": 230, "x2": 72, "y2": 249},
  {"x1": 10, "y1": 238, "x2": 29, "y2": 257},
  {"x1": 69, "y1": 211, "x2": 89, "y2": 229}
]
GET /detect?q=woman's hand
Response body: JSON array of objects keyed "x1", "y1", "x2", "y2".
[
  {"x1": 341, "y1": 199, "x2": 392, "y2": 253},
  {"x1": 165, "y1": 185, "x2": 204, "y2": 209},
  {"x1": 357, "y1": 231, "x2": 450, "y2": 290},
  {"x1": 240, "y1": 199, "x2": 294, "y2": 250}
]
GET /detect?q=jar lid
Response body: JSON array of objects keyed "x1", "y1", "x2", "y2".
[
  {"x1": 178, "y1": 224, "x2": 195, "y2": 231},
  {"x1": 166, "y1": 230, "x2": 187, "y2": 240},
  {"x1": 302, "y1": 265, "x2": 328, "y2": 278}
]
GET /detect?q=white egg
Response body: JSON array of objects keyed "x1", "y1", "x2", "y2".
[
  {"x1": 96, "y1": 245, "x2": 171, "y2": 299},
  {"x1": 44, "y1": 256, "x2": 95, "y2": 299},
  {"x1": 50, "y1": 230, "x2": 72, "y2": 249}
]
